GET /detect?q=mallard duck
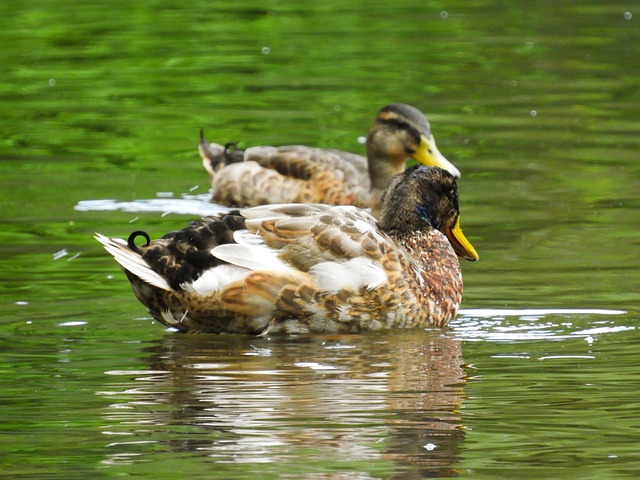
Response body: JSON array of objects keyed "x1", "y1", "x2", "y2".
[
  {"x1": 96, "y1": 165, "x2": 478, "y2": 335},
  {"x1": 199, "y1": 103, "x2": 461, "y2": 209}
]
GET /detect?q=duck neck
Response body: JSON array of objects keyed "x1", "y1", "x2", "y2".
[{"x1": 366, "y1": 132, "x2": 407, "y2": 192}]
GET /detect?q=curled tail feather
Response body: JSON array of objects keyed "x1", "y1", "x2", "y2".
[{"x1": 95, "y1": 233, "x2": 172, "y2": 291}]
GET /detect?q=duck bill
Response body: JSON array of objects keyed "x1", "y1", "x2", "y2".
[
  {"x1": 445, "y1": 217, "x2": 479, "y2": 261},
  {"x1": 413, "y1": 134, "x2": 461, "y2": 178}
]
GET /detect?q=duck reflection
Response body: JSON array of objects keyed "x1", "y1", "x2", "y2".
[{"x1": 100, "y1": 330, "x2": 466, "y2": 477}]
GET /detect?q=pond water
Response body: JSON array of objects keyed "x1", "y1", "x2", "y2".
[{"x1": 2, "y1": 0, "x2": 640, "y2": 478}]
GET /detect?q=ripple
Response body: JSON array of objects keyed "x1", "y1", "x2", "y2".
[
  {"x1": 459, "y1": 308, "x2": 626, "y2": 317},
  {"x1": 75, "y1": 194, "x2": 229, "y2": 216},
  {"x1": 453, "y1": 308, "x2": 632, "y2": 342},
  {"x1": 58, "y1": 320, "x2": 88, "y2": 327},
  {"x1": 294, "y1": 362, "x2": 341, "y2": 371}
]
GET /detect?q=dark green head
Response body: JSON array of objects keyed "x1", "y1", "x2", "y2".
[{"x1": 379, "y1": 166, "x2": 478, "y2": 261}]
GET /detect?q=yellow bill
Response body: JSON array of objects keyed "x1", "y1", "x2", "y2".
[
  {"x1": 445, "y1": 217, "x2": 479, "y2": 261},
  {"x1": 413, "y1": 134, "x2": 461, "y2": 178}
]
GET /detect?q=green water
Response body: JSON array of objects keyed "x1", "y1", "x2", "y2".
[{"x1": 2, "y1": 0, "x2": 640, "y2": 478}]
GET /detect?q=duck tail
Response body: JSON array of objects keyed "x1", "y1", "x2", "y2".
[
  {"x1": 95, "y1": 233, "x2": 172, "y2": 291},
  {"x1": 198, "y1": 128, "x2": 246, "y2": 176}
]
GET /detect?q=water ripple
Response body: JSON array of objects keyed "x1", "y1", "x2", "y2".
[
  {"x1": 460, "y1": 308, "x2": 626, "y2": 317},
  {"x1": 453, "y1": 308, "x2": 631, "y2": 343},
  {"x1": 75, "y1": 194, "x2": 229, "y2": 216}
]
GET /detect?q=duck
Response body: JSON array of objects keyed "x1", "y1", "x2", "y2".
[
  {"x1": 199, "y1": 103, "x2": 461, "y2": 210},
  {"x1": 96, "y1": 165, "x2": 478, "y2": 335}
]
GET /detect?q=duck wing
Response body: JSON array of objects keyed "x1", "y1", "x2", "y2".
[{"x1": 207, "y1": 145, "x2": 372, "y2": 207}]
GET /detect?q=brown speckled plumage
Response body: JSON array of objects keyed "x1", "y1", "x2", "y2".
[
  {"x1": 96, "y1": 166, "x2": 478, "y2": 335},
  {"x1": 199, "y1": 103, "x2": 461, "y2": 209}
]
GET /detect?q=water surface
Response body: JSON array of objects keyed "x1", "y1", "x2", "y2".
[{"x1": 1, "y1": 0, "x2": 639, "y2": 478}]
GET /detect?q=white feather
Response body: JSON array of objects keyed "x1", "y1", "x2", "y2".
[
  {"x1": 95, "y1": 233, "x2": 171, "y2": 291},
  {"x1": 352, "y1": 218, "x2": 378, "y2": 234},
  {"x1": 232, "y1": 229, "x2": 263, "y2": 245},
  {"x1": 309, "y1": 257, "x2": 387, "y2": 293},
  {"x1": 211, "y1": 243, "x2": 292, "y2": 272},
  {"x1": 183, "y1": 264, "x2": 249, "y2": 294}
]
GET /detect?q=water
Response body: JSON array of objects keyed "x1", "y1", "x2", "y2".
[{"x1": 2, "y1": 0, "x2": 640, "y2": 478}]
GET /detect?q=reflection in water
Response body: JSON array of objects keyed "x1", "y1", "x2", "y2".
[{"x1": 99, "y1": 331, "x2": 466, "y2": 477}]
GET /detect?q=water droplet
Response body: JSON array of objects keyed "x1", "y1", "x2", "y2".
[
  {"x1": 530, "y1": 110, "x2": 537, "y2": 117},
  {"x1": 49, "y1": 78, "x2": 56, "y2": 86},
  {"x1": 53, "y1": 249, "x2": 68, "y2": 260},
  {"x1": 16, "y1": 301, "x2": 29, "y2": 306},
  {"x1": 189, "y1": 185, "x2": 199, "y2": 192},
  {"x1": 357, "y1": 135, "x2": 367, "y2": 145},
  {"x1": 623, "y1": 11, "x2": 632, "y2": 20},
  {"x1": 128, "y1": 216, "x2": 139, "y2": 224},
  {"x1": 261, "y1": 46, "x2": 271, "y2": 55},
  {"x1": 440, "y1": 11, "x2": 449, "y2": 19},
  {"x1": 424, "y1": 443, "x2": 437, "y2": 451},
  {"x1": 463, "y1": 138, "x2": 470, "y2": 145}
]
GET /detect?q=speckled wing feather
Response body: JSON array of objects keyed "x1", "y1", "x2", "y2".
[
  {"x1": 242, "y1": 204, "x2": 395, "y2": 295},
  {"x1": 211, "y1": 146, "x2": 373, "y2": 207},
  {"x1": 240, "y1": 204, "x2": 386, "y2": 268},
  {"x1": 239, "y1": 203, "x2": 462, "y2": 331},
  {"x1": 206, "y1": 203, "x2": 400, "y2": 331},
  {"x1": 246, "y1": 146, "x2": 368, "y2": 186}
]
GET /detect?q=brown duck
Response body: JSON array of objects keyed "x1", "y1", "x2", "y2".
[
  {"x1": 96, "y1": 165, "x2": 478, "y2": 335},
  {"x1": 199, "y1": 103, "x2": 461, "y2": 209}
]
